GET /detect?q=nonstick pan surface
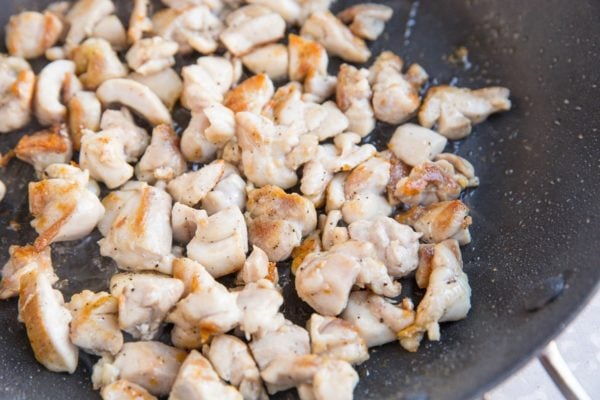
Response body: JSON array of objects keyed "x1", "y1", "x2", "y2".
[{"x1": 0, "y1": 0, "x2": 599, "y2": 399}]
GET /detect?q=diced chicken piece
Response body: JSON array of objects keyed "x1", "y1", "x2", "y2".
[
  {"x1": 399, "y1": 240, "x2": 471, "y2": 351},
  {"x1": 303, "y1": 70, "x2": 337, "y2": 103},
  {"x1": 396, "y1": 200, "x2": 473, "y2": 245},
  {"x1": 98, "y1": 182, "x2": 173, "y2": 273},
  {"x1": 45, "y1": 46, "x2": 67, "y2": 61},
  {"x1": 65, "y1": 0, "x2": 115, "y2": 47},
  {"x1": 341, "y1": 291, "x2": 414, "y2": 347},
  {"x1": 126, "y1": 37, "x2": 178, "y2": 75},
  {"x1": 67, "y1": 290, "x2": 123, "y2": 355},
  {"x1": 202, "y1": 163, "x2": 246, "y2": 215},
  {"x1": 110, "y1": 272, "x2": 184, "y2": 340},
  {"x1": 242, "y1": 44, "x2": 288, "y2": 81},
  {"x1": 325, "y1": 172, "x2": 348, "y2": 212},
  {"x1": 128, "y1": 0, "x2": 152, "y2": 43},
  {"x1": 303, "y1": 101, "x2": 348, "y2": 141},
  {"x1": 135, "y1": 124, "x2": 187, "y2": 184},
  {"x1": 92, "y1": 341, "x2": 186, "y2": 396},
  {"x1": 388, "y1": 123, "x2": 447, "y2": 167},
  {"x1": 301, "y1": 10, "x2": 370, "y2": 63},
  {"x1": 220, "y1": 5, "x2": 286, "y2": 56},
  {"x1": 101, "y1": 379, "x2": 157, "y2": 400},
  {"x1": 162, "y1": 0, "x2": 222, "y2": 10},
  {"x1": 320, "y1": 210, "x2": 349, "y2": 251},
  {"x1": 68, "y1": 91, "x2": 101, "y2": 150},
  {"x1": 236, "y1": 279, "x2": 284, "y2": 338},
  {"x1": 261, "y1": 81, "x2": 305, "y2": 125},
  {"x1": 29, "y1": 164, "x2": 104, "y2": 250},
  {"x1": 288, "y1": 34, "x2": 327, "y2": 82},
  {"x1": 180, "y1": 112, "x2": 218, "y2": 164},
  {"x1": 18, "y1": 269, "x2": 78, "y2": 373},
  {"x1": 260, "y1": 354, "x2": 320, "y2": 394},
  {"x1": 168, "y1": 258, "x2": 242, "y2": 348},
  {"x1": 170, "y1": 350, "x2": 242, "y2": 400},
  {"x1": 336, "y1": 64, "x2": 374, "y2": 137},
  {"x1": 181, "y1": 57, "x2": 235, "y2": 111},
  {"x1": 435, "y1": 152, "x2": 480, "y2": 187},
  {"x1": 246, "y1": 185, "x2": 317, "y2": 262},
  {"x1": 130, "y1": 68, "x2": 183, "y2": 110},
  {"x1": 172, "y1": 203, "x2": 208, "y2": 244},
  {"x1": 71, "y1": 38, "x2": 127, "y2": 90},
  {"x1": 414, "y1": 244, "x2": 435, "y2": 289},
  {"x1": 206, "y1": 335, "x2": 267, "y2": 400},
  {"x1": 337, "y1": 3, "x2": 393, "y2": 40},
  {"x1": 202, "y1": 104, "x2": 237, "y2": 145},
  {"x1": 419, "y1": 85, "x2": 511, "y2": 139},
  {"x1": 369, "y1": 52, "x2": 428, "y2": 125},
  {"x1": 0, "y1": 245, "x2": 57, "y2": 300},
  {"x1": 93, "y1": 15, "x2": 127, "y2": 50},
  {"x1": 291, "y1": 233, "x2": 321, "y2": 275},
  {"x1": 97, "y1": 79, "x2": 172, "y2": 126},
  {"x1": 246, "y1": 0, "x2": 301, "y2": 24},
  {"x1": 236, "y1": 246, "x2": 278, "y2": 285},
  {"x1": 249, "y1": 319, "x2": 310, "y2": 370},
  {"x1": 34, "y1": 60, "x2": 82, "y2": 126},
  {"x1": 5, "y1": 11, "x2": 63, "y2": 59},
  {"x1": 307, "y1": 314, "x2": 369, "y2": 364},
  {"x1": 224, "y1": 73, "x2": 274, "y2": 114},
  {"x1": 152, "y1": 6, "x2": 223, "y2": 54},
  {"x1": 167, "y1": 161, "x2": 225, "y2": 206},
  {"x1": 100, "y1": 107, "x2": 149, "y2": 146},
  {"x1": 187, "y1": 206, "x2": 248, "y2": 277},
  {"x1": 297, "y1": 358, "x2": 359, "y2": 400},
  {"x1": 15, "y1": 124, "x2": 73, "y2": 174},
  {"x1": 0, "y1": 56, "x2": 35, "y2": 133},
  {"x1": 384, "y1": 151, "x2": 411, "y2": 206},
  {"x1": 348, "y1": 216, "x2": 421, "y2": 277},
  {"x1": 42, "y1": 162, "x2": 101, "y2": 194}
]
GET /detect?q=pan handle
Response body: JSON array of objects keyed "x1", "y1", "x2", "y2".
[{"x1": 539, "y1": 341, "x2": 591, "y2": 400}]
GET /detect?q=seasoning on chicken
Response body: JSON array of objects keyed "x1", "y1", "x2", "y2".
[
  {"x1": 307, "y1": 313, "x2": 369, "y2": 365},
  {"x1": 336, "y1": 64, "x2": 375, "y2": 137},
  {"x1": 135, "y1": 124, "x2": 187, "y2": 184},
  {"x1": 71, "y1": 38, "x2": 128, "y2": 90},
  {"x1": 249, "y1": 319, "x2": 310, "y2": 370},
  {"x1": 130, "y1": 68, "x2": 183, "y2": 110},
  {"x1": 67, "y1": 290, "x2": 123, "y2": 356},
  {"x1": 167, "y1": 161, "x2": 225, "y2": 207},
  {"x1": 0, "y1": 245, "x2": 57, "y2": 300},
  {"x1": 171, "y1": 202, "x2": 208, "y2": 244},
  {"x1": 288, "y1": 34, "x2": 328, "y2": 82},
  {"x1": 15, "y1": 124, "x2": 73, "y2": 175},
  {"x1": 101, "y1": 379, "x2": 157, "y2": 400},
  {"x1": 126, "y1": 37, "x2": 179, "y2": 76},
  {"x1": 236, "y1": 279, "x2": 284, "y2": 338},
  {"x1": 242, "y1": 44, "x2": 289, "y2": 81},
  {"x1": 5, "y1": 11, "x2": 63, "y2": 59},
  {"x1": 419, "y1": 85, "x2": 511, "y2": 139},
  {"x1": 236, "y1": 246, "x2": 278, "y2": 286},
  {"x1": 388, "y1": 123, "x2": 447, "y2": 167},
  {"x1": 128, "y1": 0, "x2": 152, "y2": 44},
  {"x1": 0, "y1": 55, "x2": 35, "y2": 133},
  {"x1": 68, "y1": 91, "x2": 102, "y2": 150},
  {"x1": 337, "y1": 3, "x2": 393, "y2": 41},
  {"x1": 34, "y1": 60, "x2": 82, "y2": 126},
  {"x1": 65, "y1": 0, "x2": 115, "y2": 48},
  {"x1": 224, "y1": 73, "x2": 274, "y2": 114},
  {"x1": 181, "y1": 56, "x2": 236, "y2": 111}
]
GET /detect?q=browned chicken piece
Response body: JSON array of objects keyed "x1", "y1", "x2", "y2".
[
  {"x1": 435, "y1": 153, "x2": 480, "y2": 188},
  {"x1": 307, "y1": 313, "x2": 369, "y2": 365},
  {"x1": 241, "y1": 44, "x2": 289, "y2": 81},
  {"x1": 337, "y1": 3, "x2": 393, "y2": 40},
  {"x1": 224, "y1": 73, "x2": 274, "y2": 114},
  {"x1": 101, "y1": 379, "x2": 157, "y2": 400},
  {"x1": 246, "y1": 185, "x2": 317, "y2": 262},
  {"x1": 67, "y1": 290, "x2": 123, "y2": 356},
  {"x1": 419, "y1": 85, "x2": 511, "y2": 139},
  {"x1": 301, "y1": 10, "x2": 370, "y2": 63},
  {"x1": 65, "y1": 0, "x2": 115, "y2": 48},
  {"x1": 135, "y1": 124, "x2": 187, "y2": 184},
  {"x1": 34, "y1": 60, "x2": 82, "y2": 126},
  {"x1": 336, "y1": 64, "x2": 375, "y2": 137},
  {"x1": 19, "y1": 269, "x2": 79, "y2": 373},
  {"x1": 288, "y1": 34, "x2": 328, "y2": 82},
  {"x1": 126, "y1": 37, "x2": 179, "y2": 75},
  {"x1": 5, "y1": 11, "x2": 63, "y2": 59},
  {"x1": 128, "y1": 0, "x2": 153, "y2": 44},
  {"x1": 414, "y1": 244, "x2": 435, "y2": 289},
  {"x1": 0, "y1": 245, "x2": 56, "y2": 300},
  {"x1": 291, "y1": 233, "x2": 321, "y2": 275},
  {"x1": 0, "y1": 55, "x2": 35, "y2": 133},
  {"x1": 70, "y1": 38, "x2": 128, "y2": 90},
  {"x1": 68, "y1": 91, "x2": 102, "y2": 150},
  {"x1": 15, "y1": 124, "x2": 73, "y2": 175}
]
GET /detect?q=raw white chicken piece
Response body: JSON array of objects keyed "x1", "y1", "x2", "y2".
[
  {"x1": 337, "y1": 3, "x2": 393, "y2": 40},
  {"x1": 101, "y1": 379, "x2": 157, "y2": 400},
  {"x1": 15, "y1": 124, "x2": 73, "y2": 175},
  {"x1": 187, "y1": 206, "x2": 248, "y2": 277},
  {"x1": 135, "y1": 124, "x2": 187, "y2": 184},
  {"x1": 288, "y1": 34, "x2": 328, "y2": 82},
  {"x1": 126, "y1": 37, "x2": 179, "y2": 75},
  {"x1": 206, "y1": 334, "x2": 267, "y2": 400},
  {"x1": 170, "y1": 350, "x2": 242, "y2": 400},
  {"x1": 92, "y1": 341, "x2": 186, "y2": 396},
  {"x1": 167, "y1": 161, "x2": 225, "y2": 206},
  {"x1": 236, "y1": 246, "x2": 278, "y2": 285},
  {"x1": 18, "y1": 269, "x2": 78, "y2": 373},
  {"x1": 29, "y1": 164, "x2": 104, "y2": 250},
  {"x1": 65, "y1": 0, "x2": 115, "y2": 48},
  {"x1": 67, "y1": 290, "x2": 123, "y2": 355},
  {"x1": 246, "y1": 185, "x2": 317, "y2": 262},
  {"x1": 181, "y1": 56, "x2": 234, "y2": 111},
  {"x1": 130, "y1": 68, "x2": 183, "y2": 110},
  {"x1": 419, "y1": 85, "x2": 512, "y2": 139},
  {"x1": 388, "y1": 123, "x2": 447, "y2": 167},
  {"x1": 242, "y1": 44, "x2": 288, "y2": 81},
  {"x1": 249, "y1": 319, "x2": 310, "y2": 370},
  {"x1": 224, "y1": 73, "x2": 274, "y2": 114},
  {"x1": 301, "y1": 10, "x2": 370, "y2": 63},
  {"x1": 34, "y1": 60, "x2": 82, "y2": 126},
  {"x1": 68, "y1": 91, "x2": 102, "y2": 150},
  {"x1": 98, "y1": 182, "x2": 173, "y2": 274},
  {"x1": 399, "y1": 239, "x2": 471, "y2": 351},
  {"x1": 236, "y1": 279, "x2": 284, "y2": 338},
  {"x1": 110, "y1": 272, "x2": 184, "y2": 340},
  {"x1": 71, "y1": 38, "x2": 127, "y2": 90},
  {"x1": 202, "y1": 163, "x2": 246, "y2": 215},
  {"x1": 171, "y1": 203, "x2": 208, "y2": 244},
  {"x1": 128, "y1": 0, "x2": 152, "y2": 43},
  {"x1": 0, "y1": 245, "x2": 57, "y2": 300},
  {"x1": 0, "y1": 55, "x2": 35, "y2": 133},
  {"x1": 336, "y1": 63, "x2": 374, "y2": 137},
  {"x1": 93, "y1": 15, "x2": 127, "y2": 50},
  {"x1": 307, "y1": 313, "x2": 369, "y2": 364},
  {"x1": 5, "y1": 11, "x2": 63, "y2": 59}
]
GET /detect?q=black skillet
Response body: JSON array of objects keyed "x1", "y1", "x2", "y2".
[{"x1": 0, "y1": 0, "x2": 599, "y2": 399}]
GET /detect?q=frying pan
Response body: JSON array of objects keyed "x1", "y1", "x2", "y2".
[{"x1": 0, "y1": 0, "x2": 599, "y2": 399}]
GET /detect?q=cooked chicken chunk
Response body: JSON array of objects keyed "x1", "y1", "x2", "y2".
[
  {"x1": 167, "y1": 258, "x2": 242, "y2": 348},
  {"x1": 29, "y1": 164, "x2": 105, "y2": 250},
  {"x1": 236, "y1": 279, "x2": 284, "y2": 338},
  {"x1": 337, "y1": 3, "x2": 393, "y2": 40},
  {"x1": 301, "y1": 10, "x2": 370, "y2": 63},
  {"x1": 202, "y1": 163, "x2": 246, "y2": 215},
  {"x1": 65, "y1": 0, "x2": 115, "y2": 48},
  {"x1": 34, "y1": 60, "x2": 82, "y2": 126},
  {"x1": 92, "y1": 341, "x2": 186, "y2": 396},
  {"x1": 15, "y1": 124, "x2": 73, "y2": 175},
  {"x1": 130, "y1": 68, "x2": 183, "y2": 110},
  {"x1": 307, "y1": 313, "x2": 369, "y2": 364},
  {"x1": 170, "y1": 350, "x2": 242, "y2": 400},
  {"x1": 181, "y1": 57, "x2": 235, "y2": 111},
  {"x1": 206, "y1": 334, "x2": 267, "y2": 400},
  {"x1": 167, "y1": 161, "x2": 225, "y2": 207},
  {"x1": 246, "y1": 185, "x2": 317, "y2": 262},
  {"x1": 249, "y1": 319, "x2": 310, "y2": 370},
  {"x1": 236, "y1": 246, "x2": 278, "y2": 285},
  {"x1": 171, "y1": 203, "x2": 208, "y2": 244},
  {"x1": 388, "y1": 123, "x2": 447, "y2": 167},
  {"x1": 126, "y1": 37, "x2": 178, "y2": 75},
  {"x1": 42, "y1": 162, "x2": 101, "y2": 194},
  {"x1": 100, "y1": 107, "x2": 149, "y2": 144},
  {"x1": 260, "y1": 354, "x2": 320, "y2": 394},
  {"x1": 187, "y1": 205, "x2": 248, "y2": 277},
  {"x1": 101, "y1": 379, "x2": 157, "y2": 400},
  {"x1": 320, "y1": 210, "x2": 349, "y2": 251},
  {"x1": 435, "y1": 152, "x2": 480, "y2": 188},
  {"x1": 419, "y1": 85, "x2": 512, "y2": 139},
  {"x1": 128, "y1": 0, "x2": 152, "y2": 43},
  {"x1": 224, "y1": 73, "x2": 274, "y2": 114},
  {"x1": 242, "y1": 44, "x2": 288, "y2": 81},
  {"x1": 179, "y1": 113, "x2": 217, "y2": 164},
  {"x1": 71, "y1": 38, "x2": 128, "y2": 90},
  {"x1": 348, "y1": 216, "x2": 421, "y2": 277},
  {"x1": 288, "y1": 34, "x2": 327, "y2": 82},
  {"x1": 98, "y1": 182, "x2": 173, "y2": 274},
  {"x1": 18, "y1": 269, "x2": 78, "y2": 373},
  {"x1": 0, "y1": 245, "x2": 56, "y2": 300},
  {"x1": 399, "y1": 240, "x2": 471, "y2": 351},
  {"x1": 135, "y1": 124, "x2": 187, "y2": 184},
  {"x1": 67, "y1": 290, "x2": 123, "y2": 355},
  {"x1": 303, "y1": 101, "x2": 348, "y2": 141},
  {"x1": 5, "y1": 11, "x2": 63, "y2": 59},
  {"x1": 291, "y1": 233, "x2": 321, "y2": 275},
  {"x1": 68, "y1": 91, "x2": 102, "y2": 150},
  {"x1": 336, "y1": 64, "x2": 374, "y2": 137},
  {"x1": 0, "y1": 55, "x2": 35, "y2": 133},
  {"x1": 93, "y1": 15, "x2": 127, "y2": 50}
]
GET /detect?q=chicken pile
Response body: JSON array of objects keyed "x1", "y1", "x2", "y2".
[{"x1": 0, "y1": 0, "x2": 511, "y2": 399}]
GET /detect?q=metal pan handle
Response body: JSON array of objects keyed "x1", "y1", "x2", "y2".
[{"x1": 539, "y1": 341, "x2": 591, "y2": 400}]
